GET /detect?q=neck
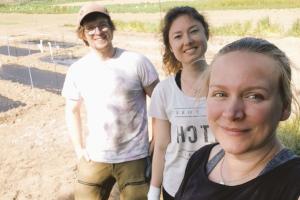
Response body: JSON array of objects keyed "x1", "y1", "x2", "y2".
[
  {"x1": 221, "y1": 138, "x2": 283, "y2": 185},
  {"x1": 92, "y1": 46, "x2": 115, "y2": 61},
  {"x1": 181, "y1": 59, "x2": 207, "y2": 80},
  {"x1": 180, "y1": 59, "x2": 208, "y2": 97}
]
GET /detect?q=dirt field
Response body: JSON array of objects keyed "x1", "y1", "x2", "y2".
[{"x1": 0, "y1": 5, "x2": 300, "y2": 200}]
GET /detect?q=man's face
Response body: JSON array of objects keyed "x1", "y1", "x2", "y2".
[{"x1": 83, "y1": 16, "x2": 113, "y2": 51}]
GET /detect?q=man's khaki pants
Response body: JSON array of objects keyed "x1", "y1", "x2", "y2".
[{"x1": 75, "y1": 157, "x2": 149, "y2": 200}]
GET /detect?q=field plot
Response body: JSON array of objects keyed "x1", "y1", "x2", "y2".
[{"x1": 0, "y1": 0, "x2": 300, "y2": 199}]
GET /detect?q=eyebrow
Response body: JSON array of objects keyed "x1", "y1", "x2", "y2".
[
  {"x1": 171, "y1": 25, "x2": 199, "y2": 35},
  {"x1": 209, "y1": 84, "x2": 270, "y2": 92}
]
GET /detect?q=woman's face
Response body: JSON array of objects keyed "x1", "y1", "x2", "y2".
[
  {"x1": 168, "y1": 14, "x2": 207, "y2": 66},
  {"x1": 207, "y1": 51, "x2": 290, "y2": 155}
]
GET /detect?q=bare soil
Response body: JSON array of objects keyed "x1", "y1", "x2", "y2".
[{"x1": 0, "y1": 6, "x2": 300, "y2": 200}]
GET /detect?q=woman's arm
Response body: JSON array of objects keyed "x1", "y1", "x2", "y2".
[{"x1": 148, "y1": 117, "x2": 171, "y2": 199}]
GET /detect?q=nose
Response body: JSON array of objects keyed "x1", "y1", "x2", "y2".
[
  {"x1": 222, "y1": 97, "x2": 245, "y2": 121},
  {"x1": 87, "y1": 26, "x2": 103, "y2": 36},
  {"x1": 183, "y1": 33, "x2": 193, "y2": 45},
  {"x1": 94, "y1": 26, "x2": 101, "y2": 34}
]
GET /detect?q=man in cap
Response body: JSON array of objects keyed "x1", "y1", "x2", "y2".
[{"x1": 62, "y1": 2, "x2": 159, "y2": 199}]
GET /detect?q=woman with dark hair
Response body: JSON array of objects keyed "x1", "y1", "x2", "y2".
[
  {"x1": 147, "y1": 6, "x2": 215, "y2": 200},
  {"x1": 175, "y1": 37, "x2": 300, "y2": 200}
]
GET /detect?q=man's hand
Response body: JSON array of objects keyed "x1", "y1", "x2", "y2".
[{"x1": 75, "y1": 148, "x2": 90, "y2": 162}]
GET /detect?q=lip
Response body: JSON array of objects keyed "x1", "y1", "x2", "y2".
[
  {"x1": 220, "y1": 125, "x2": 251, "y2": 136},
  {"x1": 184, "y1": 47, "x2": 197, "y2": 54},
  {"x1": 94, "y1": 38, "x2": 105, "y2": 41},
  {"x1": 93, "y1": 33, "x2": 108, "y2": 40},
  {"x1": 93, "y1": 36, "x2": 108, "y2": 42}
]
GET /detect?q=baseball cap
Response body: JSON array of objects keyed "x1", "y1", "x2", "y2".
[{"x1": 77, "y1": 3, "x2": 110, "y2": 26}]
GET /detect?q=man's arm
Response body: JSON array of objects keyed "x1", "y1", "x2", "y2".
[
  {"x1": 145, "y1": 79, "x2": 159, "y2": 154},
  {"x1": 144, "y1": 79, "x2": 159, "y2": 97},
  {"x1": 65, "y1": 99, "x2": 89, "y2": 161}
]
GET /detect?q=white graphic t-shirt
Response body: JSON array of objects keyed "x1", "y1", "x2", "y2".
[{"x1": 149, "y1": 76, "x2": 215, "y2": 196}]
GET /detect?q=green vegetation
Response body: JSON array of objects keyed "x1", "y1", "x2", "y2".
[
  {"x1": 111, "y1": 17, "x2": 299, "y2": 38},
  {"x1": 212, "y1": 21, "x2": 253, "y2": 36},
  {"x1": 278, "y1": 116, "x2": 300, "y2": 155},
  {"x1": 0, "y1": 3, "x2": 78, "y2": 14},
  {"x1": 1, "y1": 0, "x2": 300, "y2": 14},
  {"x1": 114, "y1": 20, "x2": 159, "y2": 33},
  {"x1": 106, "y1": 0, "x2": 300, "y2": 13},
  {"x1": 212, "y1": 17, "x2": 285, "y2": 37},
  {"x1": 254, "y1": 17, "x2": 282, "y2": 36},
  {"x1": 63, "y1": 23, "x2": 74, "y2": 28},
  {"x1": 289, "y1": 19, "x2": 300, "y2": 37},
  {"x1": 1, "y1": 0, "x2": 299, "y2": 36}
]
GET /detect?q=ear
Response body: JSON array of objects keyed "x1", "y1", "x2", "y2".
[
  {"x1": 82, "y1": 34, "x2": 87, "y2": 41},
  {"x1": 82, "y1": 35, "x2": 89, "y2": 46},
  {"x1": 280, "y1": 106, "x2": 291, "y2": 121}
]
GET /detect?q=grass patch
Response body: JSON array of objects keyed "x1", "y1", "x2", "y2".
[
  {"x1": 278, "y1": 117, "x2": 300, "y2": 155},
  {"x1": 288, "y1": 19, "x2": 300, "y2": 37},
  {"x1": 106, "y1": 0, "x2": 300, "y2": 13},
  {"x1": 63, "y1": 23, "x2": 75, "y2": 28},
  {"x1": 253, "y1": 17, "x2": 283, "y2": 36},
  {"x1": 212, "y1": 21, "x2": 252, "y2": 36},
  {"x1": 114, "y1": 20, "x2": 159, "y2": 33},
  {"x1": 211, "y1": 17, "x2": 284, "y2": 36},
  {"x1": 1, "y1": 0, "x2": 86, "y2": 4},
  {"x1": 0, "y1": 2, "x2": 78, "y2": 14},
  {"x1": 61, "y1": 17, "x2": 300, "y2": 37},
  {"x1": 59, "y1": 17, "x2": 300, "y2": 37},
  {"x1": 1, "y1": 0, "x2": 300, "y2": 14}
]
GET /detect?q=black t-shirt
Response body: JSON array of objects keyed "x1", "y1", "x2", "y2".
[{"x1": 175, "y1": 144, "x2": 300, "y2": 200}]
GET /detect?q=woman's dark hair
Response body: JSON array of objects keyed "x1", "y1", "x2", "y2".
[{"x1": 161, "y1": 6, "x2": 209, "y2": 75}]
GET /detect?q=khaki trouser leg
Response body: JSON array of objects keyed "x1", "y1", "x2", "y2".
[
  {"x1": 114, "y1": 158, "x2": 149, "y2": 200},
  {"x1": 75, "y1": 159, "x2": 115, "y2": 200}
]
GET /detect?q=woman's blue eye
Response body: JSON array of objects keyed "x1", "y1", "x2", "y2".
[
  {"x1": 212, "y1": 92, "x2": 225, "y2": 98},
  {"x1": 190, "y1": 29, "x2": 199, "y2": 33},
  {"x1": 247, "y1": 94, "x2": 264, "y2": 101}
]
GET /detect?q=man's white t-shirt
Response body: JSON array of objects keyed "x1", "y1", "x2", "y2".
[
  {"x1": 149, "y1": 76, "x2": 215, "y2": 196},
  {"x1": 62, "y1": 48, "x2": 158, "y2": 163}
]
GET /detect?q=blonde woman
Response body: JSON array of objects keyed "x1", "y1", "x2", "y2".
[{"x1": 175, "y1": 37, "x2": 300, "y2": 200}]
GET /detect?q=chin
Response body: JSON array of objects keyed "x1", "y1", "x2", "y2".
[
  {"x1": 219, "y1": 140, "x2": 250, "y2": 155},
  {"x1": 94, "y1": 44, "x2": 108, "y2": 50}
]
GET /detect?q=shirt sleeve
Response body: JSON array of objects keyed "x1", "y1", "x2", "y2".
[
  {"x1": 61, "y1": 66, "x2": 81, "y2": 100},
  {"x1": 137, "y1": 55, "x2": 159, "y2": 87}
]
